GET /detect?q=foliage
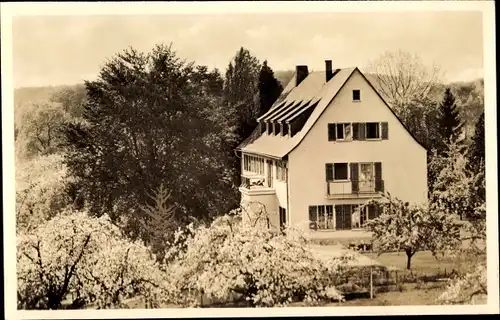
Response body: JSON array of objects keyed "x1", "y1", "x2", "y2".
[
  {"x1": 438, "y1": 262, "x2": 487, "y2": 305},
  {"x1": 366, "y1": 50, "x2": 442, "y2": 112},
  {"x1": 62, "y1": 43, "x2": 239, "y2": 236},
  {"x1": 16, "y1": 153, "x2": 72, "y2": 234},
  {"x1": 365, "y1": 193, "x2": 462, "y2": 270},
  {"x1": 17, "y1": 211, "x2": 165, "y2": 309},
  {"x1": 436, "y1": 88, "x2": 463, "y2": 153},
  {"x1": 257, "y1": 60, "x2": 283, "y2": 116},
  {"x1": 397, "y1": 96, "x2": 442, "y2": 151},
  {"x1": 428, "y1": 140, "x2": 471, "y2": 218},
  {"x1": 160, "y1": 209, "x2": 350, "y2": 307},
  {"x1": 466, "y1": 111, "x2": 485, "y2": 175},
  {"x1": 16, "y1": 102, "x2": 71, "y2": 158},
  {"x1": 136, "y1": 185, "x2": 180, "y2": 261},
  {"x1": 50, "y1": 84, "x2": 87, "y2": 118},
  {"x1": 450, "y1": 80, "x2": 484, "y2": 140},
  {"x1": 223, "y1": 47, "x2": 261, "y2": 142}
]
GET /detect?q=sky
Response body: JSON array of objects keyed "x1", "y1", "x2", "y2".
[{"x1": 12, "y1": 11, "x2": 484, "y2": 88}]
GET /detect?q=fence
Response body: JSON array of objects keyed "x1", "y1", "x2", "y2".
[{"x1": 336, "y1": 265, "x2": 458, "y2": 300}]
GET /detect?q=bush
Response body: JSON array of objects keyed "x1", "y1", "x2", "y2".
[
  {"x1": 438, "y1": 263, "x2": 487, "y2": 304},
  {"x1": 160, "y1": 209, "x2": 352, "y2": 307},
  {"x1": 17, "y1": 211, "x2": 165, "y2": 309}
]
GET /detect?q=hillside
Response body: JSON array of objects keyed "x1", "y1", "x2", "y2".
[{"x1": 13, "y1": 74, "x2": 484, "y2": 136}]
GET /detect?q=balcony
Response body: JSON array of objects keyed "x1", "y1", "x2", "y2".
[
  {"x1": 326, "y1": 179, "x2": 384, "y2": 199},
  {"x1": 239, "y1": 174, "x2": 275, "y2": 196}
]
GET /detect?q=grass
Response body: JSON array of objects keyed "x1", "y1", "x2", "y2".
[
  {"x1": 362, "y1": 250, "x2": 478, "y2": 274},
  {"x1": 338, "y1": 282, "x2": 447, "y2": 306}
]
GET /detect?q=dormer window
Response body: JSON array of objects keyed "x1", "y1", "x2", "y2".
[{"x1": 352, "y1": 89, "x2": 361, "y2": 101}]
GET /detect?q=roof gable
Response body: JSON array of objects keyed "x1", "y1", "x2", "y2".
[{"x1": 237, "y1": 67, "x2": 427, "y2": 158}]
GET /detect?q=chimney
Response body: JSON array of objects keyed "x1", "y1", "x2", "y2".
[
  {"x1": 296, "y1": 65, "x2": 309, "y2": 86},
  {"x1": 325, "y1": 60, "x2": 333, "y2": 82}
]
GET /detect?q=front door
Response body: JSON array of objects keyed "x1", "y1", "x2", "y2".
[
  {"x1": 335, "y1": 205, "x2": 352, "y2": 230},
  {"x1": 267, "y1": 160, "x2": 273, "y2": 187}
]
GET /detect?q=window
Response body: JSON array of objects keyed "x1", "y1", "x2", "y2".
[
  {"x1": 366, "y1": 122, "x2": 380, "y2": 139},
  {"x1": 309, "y1": 205, "x2": 334, "y2": 230},
  {"x1": 360, "y1": 163, "x2": 375, "y2": 182},
  {"x1": 328, "y1": 123, "x2": 352, "y2": 141},
  {"x1": 310, "y1": 204, "x2": 380, "y2": 231},
  {"x1": 243, "y1": 155, "x2": 264, "y2": 175},
  {"x1": 276, "y1": 161, "x2": 287, "y2": 181},
  {"x1": 333, "y1": 163, "x2": 348, "y2": 180},
  {"x1": 352, "y1": 90, "x2": 361, "y2": 101}
]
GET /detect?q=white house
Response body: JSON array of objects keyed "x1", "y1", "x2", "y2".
[{"x1": 236, "y1": 60, "x2": 428, "y2": 235}]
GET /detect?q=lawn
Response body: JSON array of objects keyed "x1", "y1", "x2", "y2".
[
  {"x1": 362, "y1": 250, "x2": 479, "y2": 274},
  {"x1": 338, "y1": 282, "x2": 447, "y2": 306}
]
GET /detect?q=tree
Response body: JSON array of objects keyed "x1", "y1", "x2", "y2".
[
  {"x1": 467, "y1": 111, "x2": 485, "y2": 175},
  {"x1": 428, "y1": 140, "x2": 472, "y2": 219},
  {"x1": 437, "y1": 88, "x2": 463, "y2": 152},
  {"x1": 397, "y1": 96, "x2": 441, "y2": 150},
  {"x1": 17, "y1": 211, "x2": 164, "y2": 309},
  {"x1": 136, "y1": 185, "x2": 180, "y2": 261},
  {"x1": 15, "y1": 153, "x2": 72, "y2": 234},
  {"x1": 366, "y1": 50, "x2": 442, "y2": 113},
  {"x1": 17, "y1": 102, "x2": 70, "y2": 158},
  {"x1": 50, "y1": 84, "x2": 87, "y2": 118},
  {"x1": 366, "y1": 193, "x2": 461, "y2": 269},
  {"x1": 161, "y1": 208, "x2": 350, "y2": 307},
  {"x1": 257, "y1": 60, "x2": 283, "y2": 116},
  {"x1": 63, "y1": 44, "x2": 238, "y2": 238},
  {"x1": 223, "y1": 47, "x2": 261, "y2": 142}
]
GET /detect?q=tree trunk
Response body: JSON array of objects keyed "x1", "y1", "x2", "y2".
[{"x1": 405, "y1": 249, "x2": 413, "y2": 270}]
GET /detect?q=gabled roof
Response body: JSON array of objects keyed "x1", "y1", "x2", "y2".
[{"x1": 237, "y1": 67, "x2": 426, "y2": 159}]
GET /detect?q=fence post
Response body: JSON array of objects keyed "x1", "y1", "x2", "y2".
[{"x1": 370, "y1": 266, "x2": 373, "y2": 299}]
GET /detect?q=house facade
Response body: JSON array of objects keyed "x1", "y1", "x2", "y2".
[{"x1": 236, "y1": 61, "x2": 427, "y2": 235}]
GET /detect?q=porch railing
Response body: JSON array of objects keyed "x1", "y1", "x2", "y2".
[
  {"x1": 240, "y1": 175, "x2": 267, "y2": 189},
  {"x1": 327, "y1": 179, "x2": 384, "y2": 196}
]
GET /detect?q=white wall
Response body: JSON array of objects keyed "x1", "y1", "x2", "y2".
[{"x1": 288, "y1": 69, "x2": 428, "y2": 230}]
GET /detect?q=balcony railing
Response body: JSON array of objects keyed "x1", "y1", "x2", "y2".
[
  {"x1": 240, "y1": 175, "x2": 267, "y2": 189},
  {"x1": 327, "y1": 179, "x2": 384, "y2": 196}
]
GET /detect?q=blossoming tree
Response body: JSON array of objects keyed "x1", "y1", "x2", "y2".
[
  {"x1": 365, "y1": 193, "x2": 462, "y2": 270},
  {"x1": 161, "y1": 208, "x2": 350, "y2": 307},
  {"x1": 17, "y1": 211, "x2": 165, "y2": 309}
]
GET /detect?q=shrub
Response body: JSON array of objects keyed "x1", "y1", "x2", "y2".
[
  {"x1": 16, "y1": 211, "x2": 165, "y2": 309},
  {"x1": 160, "y1": 209, "x2": 352, "y2": 307},
  {"x1": 438, "y1": 263, "x2": 487, "y2": 305}
]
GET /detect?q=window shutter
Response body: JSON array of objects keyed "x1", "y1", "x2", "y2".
[
  {"x1": 381, "y1": 122, "x2": 389, "y2": 140},
  {"x1": 368, "y1": 204, "x2": 378, "y2": 219},
  {"x1": 309, "y1": 206, "x2": 318, "y2": 230},
  {"x1": 325, "y1": 163, "x2": 334, "y2": 181},
  {"x1": 328, "y1": 123, "x2": 336, "y2": 141},
  {"x1": 352, "y1": 123, "x2": 359, "y2": 140},
  {"x1": 350, "y1": 163, "x2": 359, "y2": 193},
  {"x1": 374, "y1": 162, "x2": 383, "y2": 192},
  {"x1": 359, "y1": 123, "x2": 366, "y2": 140}
]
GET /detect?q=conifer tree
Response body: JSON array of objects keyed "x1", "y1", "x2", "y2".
[
  {"x1": 257, "y1": 60, "x2": 283, "y2": 116},
  {"x1": 437, "y1": 88, "x2": 463, "y2": 152}
]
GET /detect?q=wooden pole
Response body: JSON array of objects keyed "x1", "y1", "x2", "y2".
[{"x1": 370, "y1": 266, "x2": 373, "y2": 299}]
